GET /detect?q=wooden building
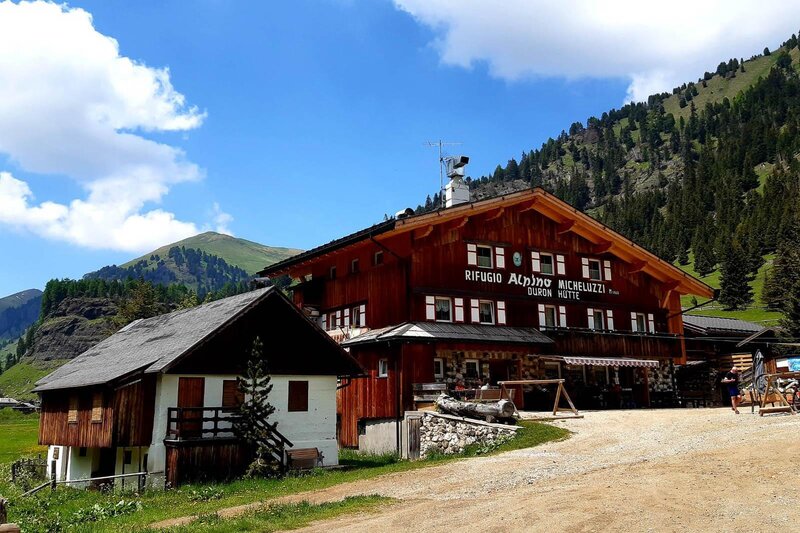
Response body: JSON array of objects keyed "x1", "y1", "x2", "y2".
[
  {"x1": 34, "y1": 287, "x2": 361, "y2": 488},
  {"x1": 260, "y1": 187, "x2": 714, "y2": 452}
]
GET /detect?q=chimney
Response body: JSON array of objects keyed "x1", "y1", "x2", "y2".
[{"x1": 444, "y1": 155, "x2": 470, "y2": 208}]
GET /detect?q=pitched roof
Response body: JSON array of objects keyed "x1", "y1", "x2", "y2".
[
  {"x1": 682, "y1": 315, "x2": 763, "y2": 335},
  {"x1": 259, "y1": 188, "x2": 714, "y2": 298},
  {"x1": 341, "y1": 322, "x2": 553, "y2": 347},
  {"x1": 34, "y1": 288, "x2": 360, "y2": 392}
]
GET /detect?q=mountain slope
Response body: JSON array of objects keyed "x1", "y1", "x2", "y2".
[
  {"x1": 122, "y1": 232, "x2": 302, "y2": 275},
  {"x1": 0, "y1": 289, "x2": 42, "y2": 341}
]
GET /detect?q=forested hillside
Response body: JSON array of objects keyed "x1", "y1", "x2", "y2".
[
  {"x1": 420, "y1": 34, "x2": 800, "y2": 325},
  {"x1": 0, "y1": 289, "x2": 42, "y2": 341}
]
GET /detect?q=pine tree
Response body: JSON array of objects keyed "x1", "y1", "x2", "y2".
[
  {"x1": 718, "y1": 234, "x2": 754, "y2": 310},
  {"x1": 118, "y1": 280, "x2": 159, "y2": 324},
  {"x1": 234, "y1": 336, "x2": 280, "y2": 477},
  {"x1": 763, "y1": 218, "x2": 800, "y2": 310},
  {"x1": 780, "y1": 280, "x2": 800, "y2": 339},
  {"x1": 5, "y1": 353, "x2": 13, "y2": 371},
  {"x1": 16, "y1": 336, "x2": 26, "y2": 360}
]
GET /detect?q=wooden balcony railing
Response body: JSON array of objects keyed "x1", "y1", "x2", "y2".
[{"x1": 166, "y1": 407, "x2": 240, "y2": 441}]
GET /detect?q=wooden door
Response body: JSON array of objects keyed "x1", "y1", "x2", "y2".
[
  {"x1": 178, "y1": 377, "x2": 205, "y2": 439},
  {"x1": 407, "y1": 416, "x2": 421, "y2": 460}
]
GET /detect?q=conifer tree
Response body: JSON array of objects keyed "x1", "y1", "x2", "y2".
[
  {"x1": 780, "y1": 281, "x2": 800, "y2": 339},
  {"x1": 718, "y1": 234, "x2": 754, "y2": 310},
  {"x1": 234, "y1": 336, "x2": 280, "y2": 477},
  {"x1": 763, "y1": 217, "x2": 800, "y2": 310}
]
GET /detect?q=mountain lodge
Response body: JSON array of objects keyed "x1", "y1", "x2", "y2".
[{"x1": 260, "y1": 186, "x2": 716, "y2": 452}]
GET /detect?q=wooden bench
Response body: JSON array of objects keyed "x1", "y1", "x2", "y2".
[{"x1": 286, "y1": 448, "x2": 324, "y2": 470}]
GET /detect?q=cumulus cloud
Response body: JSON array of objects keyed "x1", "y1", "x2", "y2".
[
  {"x1": 0, "y1": 0, "x2": 224, "y2": 252},
  {"x1": 210, "y1": 202, "x2": 234, "y2": 236},
  {"x1": 394, "y1": 0, "x2": 800, "y2": 102}
]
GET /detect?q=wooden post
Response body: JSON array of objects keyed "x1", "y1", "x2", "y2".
[{"x1": 50, "y1": 460, "x2": 57, "y2": 491}]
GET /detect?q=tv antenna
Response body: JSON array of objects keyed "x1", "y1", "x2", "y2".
[{"x1": 425, "y1": 140, "x2": 462, "y2": 208}]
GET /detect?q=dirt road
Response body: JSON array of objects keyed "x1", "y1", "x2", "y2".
[{"x1": 289, "y1": 409, "x2": 798, "y2": 532}]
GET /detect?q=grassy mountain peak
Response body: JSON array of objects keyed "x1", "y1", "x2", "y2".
[{"x1": 121, "y1": 231, "x2": 302, "y2": 275}]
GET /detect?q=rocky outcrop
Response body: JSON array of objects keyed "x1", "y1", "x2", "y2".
[
  {"x1": 28, "y1": 297, "x2": 119, "y2": 361},
  {"x1": 419, "y1": 412, "x2": 518, "y2": 458}
]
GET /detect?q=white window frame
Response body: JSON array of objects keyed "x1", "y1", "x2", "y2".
[
  {"x1": 434, "y1": 296, "x2": 453, "y2": 322},
  {"x1": 464, "y1": 359, "x2": 480, "y2": 378},
  {"x1": 374, "y1": 251, "x2": 384, "y2": 266},
  {"x1": 587, "y1": 258, "x2": 602, "y2": 281},
  {"x1": 631, "y1": 312, "x2": 647, "y2": 333},
  {"x1": 329, "y1": 266, "x2": 337, "y2": 280},
  {"x1": 587, "y1": 308, "x2": 605, "y2": 330},
  {"x1": 378, "y1": 358, "x2": 389, "y2": 378},
  {"x1": 351, "y1": 258, "x2": 360, "y2": 274},
  {"x1": 433, "y1": 358, "x2": 444, "y2": 379},
  {"x1": 478, "y1": 300, "x2": 495, "y2": 325},
  {"x1": 540, "y1": 304, "x2": 557, "y2": 328},
  {"x1": 476, "y1": 245, "x2": 493, "y2": 269},
  {"x1": 539, "y1": 252, "x2": 555, "y2": 275}
]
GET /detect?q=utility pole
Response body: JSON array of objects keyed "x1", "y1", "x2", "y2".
[{"x1": 425, "y1": 140, "x2": 462, "y2": 209}]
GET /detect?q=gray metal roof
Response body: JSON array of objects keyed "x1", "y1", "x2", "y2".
[
  {"x1": 34, "y1": 288, "x2": 273, "y2": 392},
  {"x1": 341, "y1": 322, "x2": 553, "y2": 347},
  {"x1": 683, "y1": 314, "x2": 763, "y2": 335}
]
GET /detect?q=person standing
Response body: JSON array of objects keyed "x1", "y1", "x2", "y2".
[{"x1": 721, "y1": 366, "x2": 742, "y2": 414}]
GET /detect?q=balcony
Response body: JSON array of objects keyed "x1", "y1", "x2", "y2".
[
  {"x1": 166, "y1": 407, "x2": 239, "y2": 441},
  {"x1": 540, "y1": 327, "x2": 683, "y2": 359}
]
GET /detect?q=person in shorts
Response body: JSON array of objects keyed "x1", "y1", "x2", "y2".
[{"x1": 721, "y1": 366, "x2": 742, "y2": 414}]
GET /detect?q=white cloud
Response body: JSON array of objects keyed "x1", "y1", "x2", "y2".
[
  {"x1": 0, "y1": 0, "x2": 223, "y2": 252},
  {"x1": 210, "y1": 202, "x2": 234, "y2": 236},
  {"x1": 394, "y1": 0, "x2": 800, "y2": 102}
]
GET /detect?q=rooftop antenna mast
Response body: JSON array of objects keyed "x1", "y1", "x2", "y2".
[{"x1": 425, "y1": 140, "x2": 462, "y2": 208}]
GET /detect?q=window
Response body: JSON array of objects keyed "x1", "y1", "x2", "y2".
[
  {"x1": 378, "y1": 359, "x2": 389, "y2": 378},
  {"x1": 374, "y1": 251, "x2": 384, "y2": 266},
  {"x1": 478, "y1": 300, "x2": 494, "y2": 324},
  {"x1": 539, "y1": 253, "x2": 554, "y2": 275},
  {"x1": 222, "y1": 379, "x2": 244, "y2": 409},
  {"x1": 587, "y1": 308, "x2": 605, "y2": 330},
  {"x1": 68, "y1": 395, "x2": 78, "y2": 424},
  {"x1": 544, "y1": 361, "x2": 562, "y2": 379},
  {"x1": 288, "y1": 381, "x2": 309, "y2": 412},
  {"x1": 588, "y1": 259, "x2": 602, "y2": 280},
  {"x1": 542, "y1": 305, "x2": 557, "y2": 327},
  {"x1": 433, "y1": 358, "x2": 444, "y2": 379},
  {"x1": 351, "y1": 305, "x2": 365, "y2": 327},
  {"x1": 434, "y1": 297, "x2": 452, "y2": 322},
  {"x1": 78, "y1": 447, "x2": 87, "y2": 457},
  {"x1": 123, "y1": 450, "x2": 133, "y2": 465},
  {"x1": 476, "y1": 245, "x2": 493, "y2": 268},
  {"x1": 329, "y1": 266, "x2": 337, "y2": 280},
  {"x1": 465, "y1": 359, "x2": 480, "y2": 378},
  {"x1": 351, "y1": 258, "x2": 360, "y2": 274},
  {"x1": 91, "y1": 392, "x2": 103, "y2": 423},
  {"x1": 632, "y1": 312, "x2": 647, "y2": 332}
]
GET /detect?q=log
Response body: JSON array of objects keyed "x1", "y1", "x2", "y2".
[{"x1": 435, "y1": 393, "x2": 516, "y2": 423}]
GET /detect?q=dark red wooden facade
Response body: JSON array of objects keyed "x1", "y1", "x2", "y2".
[{"x1": 263, "y1": 189, "x2": 714, "y2": 447}]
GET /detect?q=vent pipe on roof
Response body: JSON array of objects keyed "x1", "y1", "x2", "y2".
[{"x1": 444, "y1": 155, "x2": 470, "y2": 208}]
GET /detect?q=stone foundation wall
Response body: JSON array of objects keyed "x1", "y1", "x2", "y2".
[{"x1": 418, "y1": 412, "x2": 518, "y2": 458}]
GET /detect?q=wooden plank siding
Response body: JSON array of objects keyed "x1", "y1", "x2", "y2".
[
  {"x1": 165, "y1": 440, "x2": 251, "y2": 488},
  {"x1": 39, "y1": 375, "x2": 157, "y2": 448}
]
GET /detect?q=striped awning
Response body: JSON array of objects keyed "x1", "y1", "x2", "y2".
[{"x1": 562, "y1": 356, "x2": 660, "y2": 368}]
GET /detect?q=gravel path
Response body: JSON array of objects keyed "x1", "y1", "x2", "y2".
[{"x1": 286, "y1": 409, "x2": 799, "y2": 532}]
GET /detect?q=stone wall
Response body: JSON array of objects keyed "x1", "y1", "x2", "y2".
[{"x1": 418, "y1": 412, "x2": 518, "y2": 458}]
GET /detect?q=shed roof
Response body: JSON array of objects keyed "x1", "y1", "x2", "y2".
[
  {"x1": 34, "y1": 287, "x2": 360, "y2": 392},
  {"x1": 341, "y1": 322, "x2": 553, "y2": 347},
  {"x1": 682, "y1": 315, "x2": 763, "y2": 335}
]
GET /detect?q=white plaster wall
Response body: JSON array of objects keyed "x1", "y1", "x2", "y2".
[
  {"x1": 148, "y1": 373, "x2": 340, "y2": 469},
  {"x1": 66, "y1": 446, "x2": 95, "y2": 484},
  {"x1": 46, "y1": 445, "x2": 69, "y2": 481},
  {"x1": 114, "y1": 446, "x2": 149, "y2": 491}
]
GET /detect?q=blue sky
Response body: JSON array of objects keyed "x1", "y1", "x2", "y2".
[{"x1": 1, "y1": 0, "x2": 798, "y2": 296}]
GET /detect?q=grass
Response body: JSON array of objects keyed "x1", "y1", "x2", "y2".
[
  {"x1": 677, "y1": 253, "x2": 781, "y2": 325},
  {"x1": 0, "y1": 358, "x2": 68, "y2": 401},
  {"x1": 0, "y1": 410, "x2": 45, "y2": 463},
  {"x1": 0, "y1": 415, "x2": 566, "y2": 532},
  {"x1": 158, "y1": 495, "x2": 394, "y2": 533},
  {"x1": 121, "y1": 232, "x2": 302, "y2": 275}
]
